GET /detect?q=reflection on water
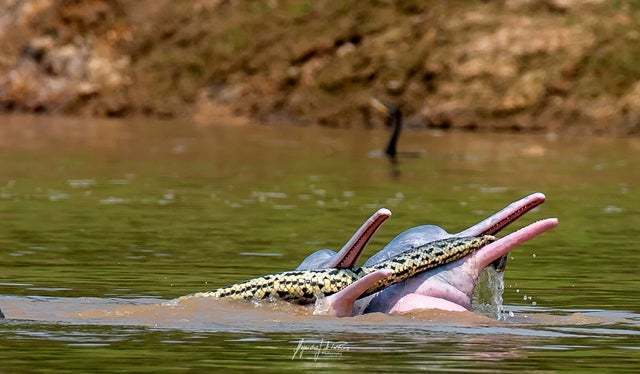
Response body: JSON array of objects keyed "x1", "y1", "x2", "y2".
[{"x1": 0, "y1": 114, "x2": 639, "y2": 370}]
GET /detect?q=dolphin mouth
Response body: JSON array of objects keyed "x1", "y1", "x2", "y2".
[
  {"x1": 455, "y1": 193, "x2": 547, "y2": 271},
  {"x1": 330, "y1": 208, "x2": 392, "y2": 268},
  {"x1": 456, "y1": 193, "x2": 546, "y2": 238},
  {"x1": 472, "y1": 217, "x2": 558, "y2": 270}
]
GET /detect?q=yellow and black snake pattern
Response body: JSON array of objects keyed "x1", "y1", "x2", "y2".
[{"x1": 187, "y1": 235, "x2": 495, "y2": 303}]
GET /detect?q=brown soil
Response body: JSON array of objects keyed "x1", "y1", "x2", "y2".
[{"x1": 1, "y1": 0, "x2": 640, "y2": 135}]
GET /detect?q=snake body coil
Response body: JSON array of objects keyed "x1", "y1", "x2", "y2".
[{"x1": 188, "y1": 235, "x2": 494, "y2": 303}]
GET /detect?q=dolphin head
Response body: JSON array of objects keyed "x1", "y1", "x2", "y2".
[
  {"x1": 297, "y1": 208, "x2": 391, "y2": 270},
  {"x1": 313, "y1": 193, "x2": 555, "y2": 317},
  {"x1": 364, "y1": 192, "x2": 546, "y2": 270}
]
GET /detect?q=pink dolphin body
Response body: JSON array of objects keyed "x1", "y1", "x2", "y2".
[{"x1": 299, "y1": 193, "x2": 558, "y2": 317}]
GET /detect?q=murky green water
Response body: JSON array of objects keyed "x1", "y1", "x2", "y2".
[{"x1": 0, "y1": 115, "x2": 639, "y2": 371}]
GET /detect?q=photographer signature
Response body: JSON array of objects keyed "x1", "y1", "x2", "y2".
[{"x1": 291, "y1": 338, "x2": 350, "y2": 361}]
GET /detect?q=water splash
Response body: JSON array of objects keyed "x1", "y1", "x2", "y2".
[
  {"x1": 471, "y1": 267, "x2": 505, "y2": 320},
  {"x1": 311, "y1": 291, "x2": 333, "y2": 316}
]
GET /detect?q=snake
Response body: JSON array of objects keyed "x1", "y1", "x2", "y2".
[{"x1": 184, "y1": 235, "x2": 495, "y2": 304}]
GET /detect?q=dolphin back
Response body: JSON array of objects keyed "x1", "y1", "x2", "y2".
[
  {"x1": 296, "y1": 249, "x2": 338, "y2": 270},
  {"x1": 364, "y1": 225, "x2": 452, "y2": 266}
]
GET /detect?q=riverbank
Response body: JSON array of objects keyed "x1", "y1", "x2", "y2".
[{"x1": 1, "y1": 0, "x2": 640, "y2": 135}]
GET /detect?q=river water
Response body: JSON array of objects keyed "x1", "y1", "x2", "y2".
[{"x1": 0, "y1": 115, "x2": 639, "y2": 371}]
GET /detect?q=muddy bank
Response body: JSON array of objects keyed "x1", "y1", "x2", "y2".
[{"x1": 1, "y1": 0, "x2": 640, "y2": 134}]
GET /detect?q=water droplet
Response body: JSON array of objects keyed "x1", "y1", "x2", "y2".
[
  {"x1": 252, "y1": 191, "x2": 287, "y2": 200},
  {"x1": 48, "y1": 191, "x2": 69, "y2": 201},
  {"x1": 110, "y1": 179, "x2": 130, "y2": 185},
  {"x1": 67, "y1": 179, "x2": 95, "y2": 188},
  {"x1": 603, "y1": 205, "x2": 623, "y2": 214},
  {"x1": 312, "y1": 189, "x2": 326, "y2": 197},
  {"x1": 479, "y1": 186, "x2": 508, "y2": 194},
  {"x1": 172, "y1": 144, "x2": 187, "y2": 154},
  {"x1": 100, "y1": 196, "x2": 127, "y2": 205}
]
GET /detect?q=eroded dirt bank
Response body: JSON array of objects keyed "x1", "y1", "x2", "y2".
[{"x1": 1, "y1": 0, "x2": 640, "y2": 134}]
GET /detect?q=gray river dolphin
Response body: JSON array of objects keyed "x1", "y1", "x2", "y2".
[{"x1": 298, "y1": 193, "x2": 557, "y2": 317}]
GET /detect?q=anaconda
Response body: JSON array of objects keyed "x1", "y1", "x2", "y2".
[{"x1": 187, "y1": 235, "x2": 495, "y2": 304}]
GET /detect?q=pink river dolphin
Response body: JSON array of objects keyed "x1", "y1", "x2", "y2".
[
  {"x1": 0, "y1": 193, "x2": 557, "y2": 322},
  {"x1": 297, "y1": 193, "x2": 558, "y2": 317}
]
